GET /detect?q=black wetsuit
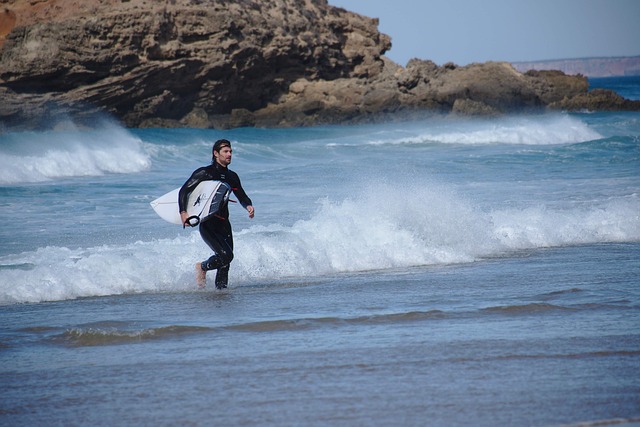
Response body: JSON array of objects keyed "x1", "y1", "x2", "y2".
[{"x1": 178, "y1": 162, "x2": 252, "y2": 288}]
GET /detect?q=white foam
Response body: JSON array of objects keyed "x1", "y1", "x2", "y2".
[
  {"x1": 2, "y1": 182, "x2": 637, "y2": 304},
  {"x1": 491, "y1": 197, "x2": 640, "y2": 249},
  {"x1": 0, "y1": 121, "x2": 151, "y2": 184},
  {"x1": 234, "y1": 183, "x2": 639, "y2": 282},
  {"x1": 359, "y1": 114, "x2": 604, "y2": 147},
  {"x1": 0, "y1": 236, "x2": 205, "y2": 304}
]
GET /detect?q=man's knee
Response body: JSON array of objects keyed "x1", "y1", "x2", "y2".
[
  {"x1": 203, "y1": 251, "x2": 233, "y2": 271},
  {"x1": 223, "y1": 251, "x2": 234, "y2": 265}
]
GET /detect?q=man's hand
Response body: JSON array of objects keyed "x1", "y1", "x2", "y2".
[{"x1": 180, "y1": 211, "x2": 191, "y2": 227}]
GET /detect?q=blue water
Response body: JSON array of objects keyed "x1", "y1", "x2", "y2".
[
  {"x1": 590, "y1": 75, "x2": 640, "y2": 100},
  {"x1": 1, "y1": 110, "x2": 639, "y2": 426}
]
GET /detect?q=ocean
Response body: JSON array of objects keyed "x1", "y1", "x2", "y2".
[{"x1": 1, "y1": 77, "x2": 639, "y2": 426}]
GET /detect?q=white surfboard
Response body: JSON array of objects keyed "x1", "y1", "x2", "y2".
[{"x1": 150, "y1": 180, "x2": 231, "y2": 226}]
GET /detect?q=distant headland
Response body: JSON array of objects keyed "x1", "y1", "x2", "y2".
[
  {"x1": 513, "y1": 56, "x2": 640, "y2": 78},
  {"x1": 1, "y1": 0, "x2": 639, "y2": 131}
]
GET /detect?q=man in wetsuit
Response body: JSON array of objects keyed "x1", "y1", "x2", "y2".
[{"x1": 179, "y1": 139, "x2": 254, "y2": 289}]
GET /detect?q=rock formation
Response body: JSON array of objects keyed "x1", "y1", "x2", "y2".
[{"x1": 1, "y1": 0, "x2": 638, "y2": 131}]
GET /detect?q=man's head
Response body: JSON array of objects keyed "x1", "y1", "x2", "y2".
[{"x1": 212, "y1": 139, "x2": 232, "y2": 167}]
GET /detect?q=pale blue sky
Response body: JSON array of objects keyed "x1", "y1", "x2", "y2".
[{"x1": 328, "y1": 0, "x2": 640, "y2": 66}]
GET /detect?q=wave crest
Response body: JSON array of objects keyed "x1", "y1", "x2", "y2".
[
  {"x1": 335, "y1": 115, "x2": 605, "y2": 147},
  {"x1": 0, "y1": 121, "x2": 151, "y2": 184}
]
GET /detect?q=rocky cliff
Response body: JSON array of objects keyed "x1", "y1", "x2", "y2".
[{"x1": 1, "y1": 0, "x2": 638, "y2": 131}]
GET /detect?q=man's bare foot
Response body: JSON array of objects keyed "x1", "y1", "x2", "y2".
[{"x1": 195, "y1": 262, "x2": 206, "y2": 289}]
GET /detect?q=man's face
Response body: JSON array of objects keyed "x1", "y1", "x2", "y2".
[{"x1": 215, "y1": 146, "x2": 232, "y2": 166}]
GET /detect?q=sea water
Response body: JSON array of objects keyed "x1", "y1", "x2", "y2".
[{"x1": 1, "y1": 80, "x2": 639, "y2": 426}]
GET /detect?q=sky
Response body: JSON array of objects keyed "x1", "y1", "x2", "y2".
[{"x1": 328, "y1": 0, "x2": 640, "y2": 66}]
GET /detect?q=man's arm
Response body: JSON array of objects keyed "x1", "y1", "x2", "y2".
[
  {"x1": 178, "y1": 167, "x2": 208, "y2": 225},
  {"x1": 230, "y1": 173, "x2": 254, "y2": 218}
]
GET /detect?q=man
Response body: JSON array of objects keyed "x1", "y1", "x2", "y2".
[{"x1": 179, "y1": 139, "x2": 254, "y2": 289}]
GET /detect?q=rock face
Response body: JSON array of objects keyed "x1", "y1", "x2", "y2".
[{"x1": 1, "y1": 0, "x2": 638, "y2": 130}]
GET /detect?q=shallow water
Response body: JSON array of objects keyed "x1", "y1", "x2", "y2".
[{"x1": 2, "y1": 243, "x2": 639, "y2": 426}]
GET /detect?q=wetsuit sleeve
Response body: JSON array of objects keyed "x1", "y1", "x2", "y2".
[
  {"x1": 230, "y1": 173, "x2": 253, "y2": 209},
  {"x1": 178, "y1": 167, "x2": 209, "y2": 212}
]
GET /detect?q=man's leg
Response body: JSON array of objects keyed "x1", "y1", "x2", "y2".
[
  {"x1": 215, "y1": 264, "x2": 229, "y2": 289},
  {"x1": 195, "y1": 262, "x2": 207, "y2": 289},
  {"x1": 198, "y1": 219, "x2": 234, "y2": 289}
]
